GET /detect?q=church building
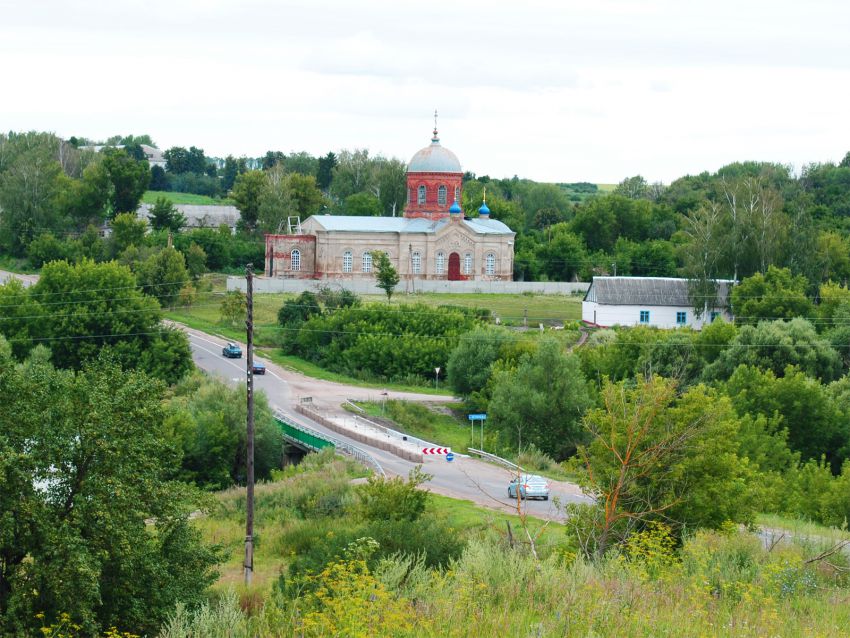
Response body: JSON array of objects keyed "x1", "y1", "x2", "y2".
[{"x1": 264, "y1": 122, "x2": 515, "y2": 281}]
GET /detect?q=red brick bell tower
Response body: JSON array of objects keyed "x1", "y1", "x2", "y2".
[{"x1": 404, "y1": 112, "x2": 464, "y2": 221}]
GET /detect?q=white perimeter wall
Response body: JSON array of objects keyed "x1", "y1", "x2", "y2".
[
  {"x1": 228, "y1": 276, "x2": 589, "y2": 296},
  {"x1": 583, "y1": 301, "x2": 732, "y2": 330}
]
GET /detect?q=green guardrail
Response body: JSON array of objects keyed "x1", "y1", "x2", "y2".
[{"x1": 275, "y1": 417, "x2": 335, "y2": 452}]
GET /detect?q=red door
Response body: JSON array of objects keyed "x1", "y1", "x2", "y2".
[{"x1": 448, "y1": 252, "x2": 461, "y2": 280}]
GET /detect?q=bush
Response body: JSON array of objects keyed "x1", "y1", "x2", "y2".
[{"x1": 357, "y1": 466, "x2": 432, "y2": 523}]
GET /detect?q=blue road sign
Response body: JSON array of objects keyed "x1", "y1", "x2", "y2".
[
  {"x1": 468, "y1": 413, "x2": 487, "y2": 421},
  {"x1": 445, "y1": 452, "x2": 455, "y2": 462}
]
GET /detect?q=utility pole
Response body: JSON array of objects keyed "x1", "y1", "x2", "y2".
[{"x1": 244, "y1": 264, "x2": 255, "y2": 585}]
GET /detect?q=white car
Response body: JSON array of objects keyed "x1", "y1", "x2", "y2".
[{"x1": 507, "y1": 474, "x2": 550, "y2": 501}]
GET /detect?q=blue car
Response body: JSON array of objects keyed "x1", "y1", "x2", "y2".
[
  {"x1": 222, "y1": 343, "x2": 242, "y2": 358},
  {"x1": 251, "y1": 361, "x2": 266, "y2": 375},
  {"x1": 508, "y1": 475, "x2": 550, "y2": 501}
]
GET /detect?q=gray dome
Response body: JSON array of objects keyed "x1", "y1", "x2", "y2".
[{"x1": 408, "y1": 136, "x2": 462, "y2": 173}]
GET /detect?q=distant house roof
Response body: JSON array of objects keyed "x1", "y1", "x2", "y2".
[
  {"x1": 306, "y1": 215, "x2": 514, "y2": 236},
  {"x1": 585, "y1": 277, "x2": 734, "y2": 307}
]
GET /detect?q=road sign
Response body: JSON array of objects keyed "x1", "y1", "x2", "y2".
[
  {"x1": 445, "y1": 452, "x2": 455, "y2": 462},
  {"x1": 422, "y1": 447, "x2": 451, "y2": 455},
  {"x1": 468, "y1": 413, "x2": 487, "y2": 421}
]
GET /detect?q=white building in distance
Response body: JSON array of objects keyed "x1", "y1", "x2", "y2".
[{"x1": 582, "y1": 276, "x2": 734, "y2": 329}]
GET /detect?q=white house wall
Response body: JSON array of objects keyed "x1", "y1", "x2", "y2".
[{"x1": 583, "y1": 301, "x2": 732, "y2": 330}]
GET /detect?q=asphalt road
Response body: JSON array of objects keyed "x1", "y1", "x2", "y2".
[{"x1": 186, "y1": 329, "x2": 591, "y2": 520}]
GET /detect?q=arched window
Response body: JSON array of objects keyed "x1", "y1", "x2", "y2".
[
  {"x1": 342, "y1": 250, "x2": 352, "y2": 273},
  {"x1": 485, "y1": 253, "x2": 496, "y2": 275},
  {"x1": 407, "y1": 188, "x2": 411, "y2": 204},
  {"x1": 435, "y1": 251, "x2": 445, "y2": 275},
  {"x1": 417, "y1": 185, "x2": 426, "y2": 204},
  {"x1": 412, "y1": 251, "x2": 421, "y2": 274},
  {"x1": 362, "y1": 252, "x2": 372, "y2": 273},
  {"x1": 463, "y1": 253, "x2": 473, "y2": 275},
  {"x1": 290, "y1": 249, "x2": 301, "y2": 271},
  {"x1": 438, "y1": 185, "x2": 447, "y2": 206},
  {"x1": 454, "y1": 186, "x2": 460, "y2": 202}
]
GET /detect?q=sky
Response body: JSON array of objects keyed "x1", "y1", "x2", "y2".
[{"x1": 2, "y1": 0, "x2": 850, "y2": 184}]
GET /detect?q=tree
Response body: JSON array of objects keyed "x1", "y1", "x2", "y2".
[
  {"x1": 372, "y1": 251, "x2": 399, "y2": 302},
  {"x1": 147, "y1": 196, "x2": 187, "y2": 232},
  {"x1": 446, "y1": 326, "x2": 515, "y2": 397},
  {"x1": 165, "y1": 372, "x2": 282, "y2": 489},
  {"x1": 230, "y1": 170, "x2": 267, "y2": 231},
  {"x1": 316, "y1": 151, "x2": 337, "y2": 191},
  {"x1": 101, "y1": 147, "x2": 150, "y2": 214},
  {"x1": 23, "y1": 259, "x2": 192, "y2": 381},
  {"x1": 572, "y1": 376, "x2": 753, "y2": 557},
  {"x1": 331, "y1": 149, "x2": 375, "y2": 200},
  {"x1": 185, "y1": 242, "x2": 207, "y2": 280},
  {"x1": 220, "y1": 290, "x2": 246, "y2": 326},
  {"x1": 62, "y1": 160, "x2": 111, "y2": 229},
  {"x1": 149, "y1": 164, "x2": 169, "y2": 190},
  {"x1": 0, "y1": 349, "x2": 218, "y2": 635},
  {"x1": 343, "y1": 192, "x2": 382, "y2": 216},
  {"x1": 725, "y1": 364, "x2": 848, "y2": 471},
  {"x1": 703, "y1": 318, "x2": 841, "y2": 383},
  {"x1": 375, "y1": 158, "x2": 407, "y2": 216},
  {"x1": 613, "y1": 175, "x2": 650, "y2": 200},
  {"x1": 488, "y1": 339, "x2": 592, "y2": 460},
  {"x1": 221, "y1": 155, "x2": 241, "y2": 191},
  {"x1": 135, "y1": 247, "x2": 190, "y2": 308},
  {"x1": 109, "y1": 211, "x2": 147, "y2": 257},
  {"x1": 731, "y1": 266, "x2": 813, "y2": 324}
]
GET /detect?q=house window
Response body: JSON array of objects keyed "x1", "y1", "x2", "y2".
[
  {"x1": 290, "y1": 249, "x2": 301, "y2": 271},
  {"x1": 362, "y1": 252, "x2": 372, "y2": 273},
  {"x1": 640, "y1": 310, "x2": 650, "y2": 324},
  {"x1": 710, "y1": 311, "x2": 720, "y2": 322},
  {"x1": 438, "y1": 185, "x2": 447, "y2": 206},
  {"x1": 412, "y1": 251, "x2": 421, "y2": 274},
  {"x1": 463, "y1": 253, "x2": 473, "y2": 275},
  {"x1": 417, "y1": 185, "x2": 426, "y2": 204},
  {"x1": 676, "y1": 311, "x2": 687, "y2": 326},
  {"x1": 342, "y1": 250, "x2": 352, "y2": 273},
  {"x1": 436, "y1": 251, "x2": 445, "y2": 275},
  {"x1": 485, "y1": 253, "x2": 495, "y2": 275}
]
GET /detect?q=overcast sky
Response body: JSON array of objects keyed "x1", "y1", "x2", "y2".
[{"x1": 2, "y1": 0, "x2": 849, "y2": 183}]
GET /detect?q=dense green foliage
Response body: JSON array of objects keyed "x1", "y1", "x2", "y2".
[
  {"x1": 283, "y1": 301, "x2": 482, "y2": 383},
  {"x1": 0, "y1": 259, "x2": 193, "y2": 383},
  {"x1": 164, "y1": 372, "x2": 283, "y2": 490},
  {"x1": 0, "y1": 345, "x2": 219, "y2": 636}
]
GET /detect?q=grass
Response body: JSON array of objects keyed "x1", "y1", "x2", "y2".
[
  {"x1": 142, "y1": 190, "x2": 233, "y2": 206},
  {"x1": 0, "y1": 254, "x2": 36, "y2": 274},
  {"x1": 354, "y1": 400, "x2": 472, "y2": 451},
  {"x1": 757, "y1": 512, "x2": 850, "y2": 546}
]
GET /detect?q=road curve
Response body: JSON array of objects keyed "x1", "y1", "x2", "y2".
[{"x1": 185, "y1": 327, "x2": 591, "y2": 520}]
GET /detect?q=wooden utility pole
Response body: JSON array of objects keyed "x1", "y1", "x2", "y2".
[{"x1": 244, "y1": 264, "x2": 255, "y2": 585}]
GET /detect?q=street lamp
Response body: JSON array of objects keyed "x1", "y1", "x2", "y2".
[{"x1": 434, "y1": 367, "x2": 440, "y2": 390}]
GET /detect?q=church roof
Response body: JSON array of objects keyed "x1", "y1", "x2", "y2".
[
  {"x1": 306, "y1": 215, "x2": 513, "y2": 236},
  {"x1": 408, "y1": 132, "x2": 462, "y2": 173}
]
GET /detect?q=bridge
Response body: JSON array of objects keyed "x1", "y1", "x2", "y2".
[{"x1": 273, "y1": 412, "x2": 385, "y2": 477}]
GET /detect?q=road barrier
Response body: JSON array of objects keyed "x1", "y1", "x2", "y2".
[
  {"x1": 295, "y1": 404, "x2": 424, "y2": 463},
  {"x1": 274, "y1": 411, "x2": 385, "y2": 477},
  {"x1": 467, "y1": 448, "x2": 522, "y2": 472}
]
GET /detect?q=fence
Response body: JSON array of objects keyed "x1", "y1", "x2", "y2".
[{"x1": 228, "y1": 276, "x2": 589, "y2": 296}]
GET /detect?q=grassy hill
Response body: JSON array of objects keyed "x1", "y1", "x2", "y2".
[{"x1": 142, "y1": 190, "x2": 233, "y2": 206}]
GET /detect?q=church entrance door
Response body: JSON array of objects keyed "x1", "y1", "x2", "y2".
[{"x1": 448, "y1": 252, "x2": 461, "y2": 280}]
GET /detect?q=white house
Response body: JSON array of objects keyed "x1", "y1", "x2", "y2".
[{"x1": 581, "y1": 277, "x2": 734, "y2": 329}]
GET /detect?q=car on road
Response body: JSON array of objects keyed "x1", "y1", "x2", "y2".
[
  {"x1": 251, "y1": 361, "x2": 266, "y2": 375},
  {"x1": 507, "y1": 474, "x2": 550, "y2": 501},
  {"x1": 222, "y1": 343, "x2": 242, "y2": 358}
]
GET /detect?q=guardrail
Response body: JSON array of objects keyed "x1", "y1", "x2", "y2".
[
  {"x1": 467, "y1": 448, "x2": 523, "y2": 472},
  {"x1": 274, "y1": 411, "x2": 386, "y2": 477}
]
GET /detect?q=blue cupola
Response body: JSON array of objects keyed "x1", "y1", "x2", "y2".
[
  {"x1": 449, "y1": 198, "x2": 462, "y2": 216},
  {"x1": 478, "y1": 188, "x2": 490, "y2": 218}
]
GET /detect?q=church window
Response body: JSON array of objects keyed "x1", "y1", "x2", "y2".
[
  {"x1": 454, "y1": 186, "x2": 460, "y2": 202},
  {"x1": 417, "y1": 185, "x2": 426, "y2": 204},
  {"x1": 436, "y1": 251, "x2": 445, "y2": 274},
  {"x1": 290, "y1": 249, "x2": 301, "y2": 271},
  {"x1": 463, "y1": 253, "x2": 473, "y2": 275},
  {"x1": 362, "y1": 252, "x2": 372, "y2": 273},
  {"x1": 438, "y1": 185, "x2": 447, "y2": 206},
  {"x1": 485, "y1": 253, "x2": 495, "y2": 275},
  {"x1": 342, "y1": 250, "x2": 352, "y2": 273},
  {"x1": 412, "y1": 251, "x2": 421, "y2": 274},
  {"x1": 407, "y1": 188, "x2": 411, "y2": 204}
]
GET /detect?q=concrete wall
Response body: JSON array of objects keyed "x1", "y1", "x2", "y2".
[
  {"x1": 582, "y1": 301, "x2": 732, "y2": 330},
  {"x1": 228, "y1": 276, "x2": 589, "y2": 296}
]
